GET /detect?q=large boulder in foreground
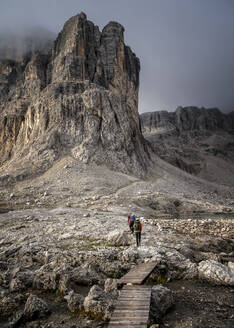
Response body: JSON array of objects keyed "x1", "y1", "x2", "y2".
[
  {"x1": 84, "y1": 284, "x2": 117, "y2": 320},
  {"x1": 198, "y1": 260, "x2": 234, "y2": 285},
  {"x1": 23, "y1": 294, "x2": 50, "y2": 321},
  {"x1": 149, "y1": 285, "x2": 174, "y2": 325}
]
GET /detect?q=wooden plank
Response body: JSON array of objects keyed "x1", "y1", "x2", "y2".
[
  {"x1": 110, "y1": 320, "x2": 149, "y2": 323},
  {"x1": 111, "y1": 311, "x2": 149, "y2": 317},
  {"x1": 108, "y1": 322, "x2": 147, "y2": 328},
  {"x1": 109, "y1": 320, "x2": 148, "y2": 324},
  {"x1": 118, "y1": 261, "x2": 157, "y2": 285},
  {"x1": 120, "y1": 285, "x2": 152, "y2": 289},
  {"x1": 107, "y1": 285, "x2": 152, "y2": 328},
  {"x1": 114, "y1": 306, "x2": 149, "y2": 310},
  {"x1": 118, "y1": 297, "x2": 150, "y2": 300},
  {"x1": 111, "y1": 317, "x2": 149, "y2": 320}
]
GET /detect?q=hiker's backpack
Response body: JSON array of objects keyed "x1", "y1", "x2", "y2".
[
  {"x1": 130, "y1": 215, "x2": 135, "y2": 222},
  {"x1": 134, "y1": 221, "x2": 141, "y2": 232}
]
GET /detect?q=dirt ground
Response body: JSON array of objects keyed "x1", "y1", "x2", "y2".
[{"x1": 161, "y1": 280, "x2": 234, "y2": 328}]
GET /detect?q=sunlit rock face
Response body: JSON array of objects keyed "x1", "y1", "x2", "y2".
[{"x1": 0, "y1": 12, "x2": 152, "y2": 182}]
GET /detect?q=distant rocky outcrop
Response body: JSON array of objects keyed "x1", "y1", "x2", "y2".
[
  {"x1": 140, "y1": 107, "x2": 234, "y2": 185},
  {"x1": 0, "y1": 13, "x2": 151, "y2": 184},
  {"x1": 141, "y1": 107, "x2": 234, "y2": 134}
]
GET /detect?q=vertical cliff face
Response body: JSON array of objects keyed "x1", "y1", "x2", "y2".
[
  {"x1": 48, "y1": 13, "x2": 140, "y2": 126},
  {"x1": 0, "y1": 12, "x2": 151, "y2": 183}
]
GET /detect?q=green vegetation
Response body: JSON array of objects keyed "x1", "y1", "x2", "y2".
[
  {"x1": 76, "y1": 308, "x2": 105, "y2": 322},
  {"x1": 156, "y1": 272, "x2": 168, "y2": 284},
  {"x1": 145, "y1": 271, "x2": 168, "y2": 284}
]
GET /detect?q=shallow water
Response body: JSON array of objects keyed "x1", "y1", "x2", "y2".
[{"x1": 164, "y1": 212, "x2": 234, "y2": 220}]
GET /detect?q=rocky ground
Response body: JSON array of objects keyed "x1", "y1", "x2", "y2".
[{"x1": 0, "y1": 156, "x2": 234, "y2": 328}]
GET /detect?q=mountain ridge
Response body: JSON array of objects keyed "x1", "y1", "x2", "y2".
[{"x1": 140, "y1": 106, "x2": 234, "y2": 185}]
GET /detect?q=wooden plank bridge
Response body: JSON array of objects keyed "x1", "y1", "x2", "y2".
[
  {"x1": 108, "y1": 261, "x2": 157, "y2": 328},
  {"x1": 118, "y1": 261, "x2": 158, "y2": 285}
]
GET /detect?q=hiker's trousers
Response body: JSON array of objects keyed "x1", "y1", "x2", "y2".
[{"x1": 135, "y1": 232, "x2": 141, "y2": 246}]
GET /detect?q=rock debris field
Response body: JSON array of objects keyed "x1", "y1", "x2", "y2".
[{"x1": 0, "y1": 158, "x2": 234, "y2": 328}]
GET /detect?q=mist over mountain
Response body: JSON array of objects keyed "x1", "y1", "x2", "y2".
[
  {"x1": 1, "y1": 0, "x2": 234, "y2": 113},
  {"x1": 0, "y1": 25, "x2": 56, "y2": 60}
]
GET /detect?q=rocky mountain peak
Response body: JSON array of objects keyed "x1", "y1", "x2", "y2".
[{"x1": 0, "y1": 13, "x2": 151, "y2": 184}]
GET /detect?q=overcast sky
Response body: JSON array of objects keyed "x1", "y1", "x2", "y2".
[{"x1": 1, "y1": 0, "x2": 234, "y2": 113}]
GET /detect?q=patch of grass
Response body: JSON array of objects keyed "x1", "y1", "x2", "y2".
[
  {"x1": 156, "y1": 272, "x2": 168, "y2": 284},
  {"x1": 102, "y1": 243, "x2": 116, "y2": 247},
  {"x1": 82, "y1": 309, "x2": 105, "y2": 321},
  {"x1": 74, "y1": 308, "x2": 105, "y2": 321},
  {"x1": 145, "y1": 272, "x2": 168, "y2": 285},
  {"x1": 57, "y1": 244, "x2": 75, "y2": 251},
  {"x1": 112, "y1": 272, "x2": 121, "y2": 279},
  {"x1": 56, "y1": 289, "x2": 64, "y2": 296}
]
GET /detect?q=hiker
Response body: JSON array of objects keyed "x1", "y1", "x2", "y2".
[
  {"x1": 128, "y1": 214, "x2": 135, "y2": 233},
  {"x1": 134, "y1": 217, "x2": 142, "y2": 247}
]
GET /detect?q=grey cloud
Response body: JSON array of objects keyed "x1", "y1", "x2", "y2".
[{"x1": 0, "y1": 0, "x2": 233, "y2": 113}]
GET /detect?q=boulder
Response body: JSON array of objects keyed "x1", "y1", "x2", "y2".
[
  {"x1": 228, "y1": 261, "x2": 234, "y2": 273},
  {"x1": 0, "y1": 295, "x2": 22, "y2": 316},
  {"x1": 95, "y1": 259, "x2": 130, "y2": 278},
  {"x1": 160, "y1": 248, "x2": 198, "y2": 280},
  {"x1": 121, "y1": 246, "x2": 198, "y2": 280},
  {"x1": 33, "y1": 264, "x2": 60, "y2": 291},
  {"x1": 69, "y1": 263, "x2": 106, "y2": 286},
  {"x1": 121, "y1": 246, "x2": 139, "y2": 262},
  {"x1": 198, "y1": 260, "x2": 234, "y2": 285},
  {"x1": 23, "y1": 294, "x2": 50, "y2": 321},
  {"x1": 137, "y1": 246, "x2": 162, "y2": 262},
  {"x1": 107, "y1": 230, "x2": 132, "y2": 246},
  {"x1": 149, "y1": 285, "x2": 174, "y2": 324},
  {"x1": 84, "y1": 284, "x2": 116, "y2": 320},
  {"x1": 9, "y1": 278, "x2": 25, "y2": 292},
  {"x1": 9, "y1": 270, "x2": 34, "y2": 292},
  {"x1": 104, "y1": 278, "x2": 118, "y2": 293},
  {"x1": 104, "y1": 278, "x2": 119, "y2": 298},
  {"x1": 64, "y1": 290, "x2": 84, "y2": 312}
]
